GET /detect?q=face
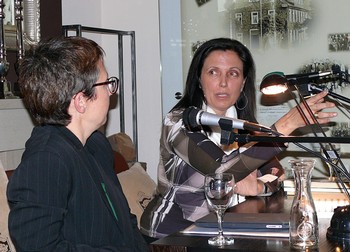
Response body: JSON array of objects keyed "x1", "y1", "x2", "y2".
[
  {"x1": 86, "y1": 59, "x2": 112, "y2": 129},
  {"x1": 200, "y1": 50, "x2": 245, "y2": 116}
]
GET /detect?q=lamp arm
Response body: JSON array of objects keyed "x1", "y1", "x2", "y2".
[
  {"x1": 293, "y1": 141, "x2": 350, "y2": 199},
  {"x1": 295, "y1": 85, "x2": 350, "y2": 197},
  {"x1": 310, "y1": 84, "x2": 350, "y2": 104},
  {"x1": 229, "y1": 132, "x2": 350, "y2": 199}
]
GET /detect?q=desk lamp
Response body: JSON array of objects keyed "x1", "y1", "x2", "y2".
[
  {"x1": 260, "y1": 69, "x2": 350, "y2": 243},
  {"x1": 260, "y1": 69, "x2": 350, "y2": 103}
]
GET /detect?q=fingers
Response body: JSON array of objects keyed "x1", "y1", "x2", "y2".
[
  {"x1": 315, "y1": 112, "x2": 337, "y2": 124},
  {"x1": 306, "y1": 90, "x2": 328, "y2": 105},
  {"x1": 305, "y1": 106, "x2": 337, "y2": 124},
  {"x1": 235, "y1": 170, "x2": 260, "y2": 196},
  {"x1": 310, "y1": 101, "x2": 337, "y2": 117},
  {"x1": 314, "y1": 110, "x2": 337, "y2": 119},
  {"x1": 309, "y1": 102, "x2": 336, "y2": 116},
  {"x1": 274, "y1": 90, "x2": 337, "y2": 136},
  {"x1": 304, "y1": 90, "x2": 337, "y2": 121}
]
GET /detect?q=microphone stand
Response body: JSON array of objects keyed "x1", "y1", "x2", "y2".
[
  {"x1": 225, "y1": 133, "x2": 350, "y2": 145},
  {"x1": 222, "y1": 131, "x2": 350, "y2": 187},
  {"x1": 220, "y1": 114, "x2": 350, "y2": 188},
  {"x1": 239, "y1": 77, "x2": 350, "y2": 242},
  {"x1": 309, "y1": 84, "x2": 350, "y2": 104},
  {"x1": 286, "y1": 84, "x2": 350, "y2": 242},
  {"x1": 223, "y1": 129, "x2": 350, "y2": 242},
  {"x1": 292, "y1": 84, "x2": 350, "y2": 192},
  {"x1": 259, "y1": 69, "x2": 350, "y2": 241}
]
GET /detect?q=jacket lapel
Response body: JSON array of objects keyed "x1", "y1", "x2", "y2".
[{"x1": 82, "y1": 149, "x2": 124, "y2": 233}]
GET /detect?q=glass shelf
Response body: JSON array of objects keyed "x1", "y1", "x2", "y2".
[{"x1": 0, "y1": 98, "x2": 25, "y2": 110}]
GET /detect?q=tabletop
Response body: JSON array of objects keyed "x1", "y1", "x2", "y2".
[{"x1": 150, "y1": 190, "x2": 350, "y2": 252}]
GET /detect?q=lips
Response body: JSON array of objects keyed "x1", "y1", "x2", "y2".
[{"x1": 216, "y1": 93, "x2": 229, "y2": 98}]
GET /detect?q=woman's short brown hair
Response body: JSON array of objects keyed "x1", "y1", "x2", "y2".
[{"x1": 19, "y1": 36, "x2": 104, "y2": 125}]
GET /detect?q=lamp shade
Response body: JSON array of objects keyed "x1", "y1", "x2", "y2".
[{"x1": 260, "y1": 71, "x2": 288, "y2": 95}]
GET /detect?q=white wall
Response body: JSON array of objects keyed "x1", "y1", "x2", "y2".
[
  {"x1": 160, "y1": 0, "x2": 350, "y2": 178},
  {"x1": 159, "y1": 0, "x2": 183, "y2": 116},
  {"x1": 62, "y1": 0, "x2": 162, "y2": 181}
]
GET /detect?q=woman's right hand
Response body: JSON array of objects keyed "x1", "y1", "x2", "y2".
[{"x1": 235, "y1": 170, "x2": 264, "y2": 196}]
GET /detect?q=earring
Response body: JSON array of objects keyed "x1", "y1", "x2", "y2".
[{"x1": 236, "y1": 91, "x2": 248, "y2": 110}]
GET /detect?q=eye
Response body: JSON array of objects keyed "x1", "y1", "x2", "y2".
[
  {"x1": 227, "y1": 70, "x2": 239, "y2": 78},
  {"x1": 207, "y1": 68, "x2": 220, "y2": 78}
]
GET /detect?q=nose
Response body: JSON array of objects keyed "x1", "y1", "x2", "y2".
[{"x1": 219, "y1": 76, "x2": 228, "y2": 87}]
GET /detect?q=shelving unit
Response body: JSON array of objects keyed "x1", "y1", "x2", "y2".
[{"x1": 62, "y1": 25, "x2": 139, "y2": 160}]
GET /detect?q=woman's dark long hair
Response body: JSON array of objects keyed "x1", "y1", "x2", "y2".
[{"x1": 172, "y1": 38, "x2": 257, "y2": 123}]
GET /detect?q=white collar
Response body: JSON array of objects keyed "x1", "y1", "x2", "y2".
[
  {"x1": 201, "y1": 103, "x2": 238, "y2": 153},
  {"x1": 203, "y1": 104, "x2": 237, "y2": 119}
]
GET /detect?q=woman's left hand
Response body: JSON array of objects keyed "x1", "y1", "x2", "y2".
[{"x1": 274, "y1": 90, "x2": 337, "y2": 136}]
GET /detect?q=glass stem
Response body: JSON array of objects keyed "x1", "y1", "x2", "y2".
[{"x1": 216, "y1": 209, "x2": 224, "y2": 237}]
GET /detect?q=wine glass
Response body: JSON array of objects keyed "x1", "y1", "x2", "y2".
[{"x1": 204, "y1": 172, "x2": 235, "y2": 246}]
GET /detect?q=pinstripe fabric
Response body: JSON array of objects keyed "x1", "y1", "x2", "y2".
[{"x1": 7, "y1": 125, "x2": 148, "y2": 251}]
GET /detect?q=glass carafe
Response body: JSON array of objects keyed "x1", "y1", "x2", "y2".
[{"x1": 289, "y1": 159, "x2": 319, "y2": 250}]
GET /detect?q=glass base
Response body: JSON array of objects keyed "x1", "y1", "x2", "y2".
[
  {"x1": 208, "y1": 235, "x2": 234, "y2": 246},
  {"x1": 290, "y1": 240, "x2": 318, "y2": 250}
]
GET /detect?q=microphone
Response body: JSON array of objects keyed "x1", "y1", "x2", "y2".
[
  {"x1": 285, "y1": 71, "x2": 333, "y2": 81},
  {"x1": 260, "y1": 65, "x2": 342, "y2": 95},
  {"x1": 183, "y1": 106, "x2": 272, "y2": 133},
  {"x1": 281, "y1": 64, "x2": 340, "y2": 83}
]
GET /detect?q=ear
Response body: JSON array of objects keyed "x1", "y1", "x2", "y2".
[
  {"x1": 73, "y1": 92, "x2": 87, "y2": 113},
  {"x1": 198, "y1": 78, "x2": 202, "y2": 89}
]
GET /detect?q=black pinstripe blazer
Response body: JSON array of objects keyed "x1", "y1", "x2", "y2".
[{"x1": 7, "y1": 125, "x2": 148, "y2": 251}]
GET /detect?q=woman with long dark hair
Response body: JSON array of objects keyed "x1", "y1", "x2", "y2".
[{"x1": 141, "y1": 38, "x2": 336, "y2": 239}]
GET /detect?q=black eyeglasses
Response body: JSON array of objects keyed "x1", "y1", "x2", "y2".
[{"x1": 92, "y1": 76, "x2": 119, "y2": 94}]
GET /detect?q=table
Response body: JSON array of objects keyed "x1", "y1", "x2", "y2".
[{"x1": 150, "y1": 190, "x2": 350, "y2": 251}]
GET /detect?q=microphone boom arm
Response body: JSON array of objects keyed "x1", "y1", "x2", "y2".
[
  {"x1": 310, "y1": 84, "x2": 350, "y2": 104},
  {"x1": 228, "y1": 133, "x2": 350, "y2": 144}
]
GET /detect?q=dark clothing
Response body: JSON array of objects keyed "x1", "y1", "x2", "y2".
[{"x1": 7, "y1": 125, "x2": 148, "y2": 251}]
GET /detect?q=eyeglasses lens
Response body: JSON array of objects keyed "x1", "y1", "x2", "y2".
[{"x1": 108, "y1": 77, "x2": 119, "y2": 94}]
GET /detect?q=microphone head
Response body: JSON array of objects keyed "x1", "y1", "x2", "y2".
[
  {"x1": 331, "y1": 64, "x2": 341, "y2": 74},
  {"x1": 183, "y1": 106, "x2": 200, "y2": 129}
]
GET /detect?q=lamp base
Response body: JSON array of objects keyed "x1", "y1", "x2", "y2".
[{"x1": 327, "y1": 205, "x2": 350, "y2": 242}]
